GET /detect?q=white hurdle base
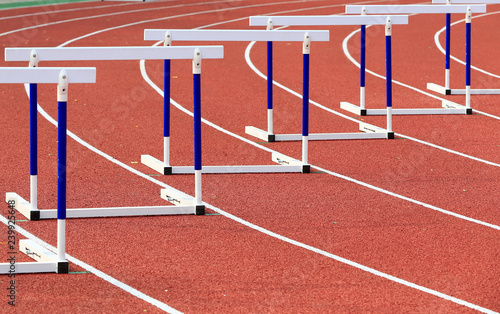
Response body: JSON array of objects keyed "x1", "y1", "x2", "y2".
[
  {"x1": 142, "y1": 154, "x2": 308, "y2": 175},
  {"x1": 427, "y1": 83, "x2": 500, "y2": 96},
  {"x1": 245, "y1": 123, "x2": 393, "y2": 141},
  {"x1": 6, "y1": 187, "x2": 201, "y2": 220},
  {"x1": 0, "y1": 239, "x2": 67, "y2": 274},
  {"x1": 340, "y1": 101, "x2": 471, "y2": 116}
]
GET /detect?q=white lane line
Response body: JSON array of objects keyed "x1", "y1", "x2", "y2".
[
  {"x1": 1, "y1": 2, "x2": 356, "y2": 313},
  {"x1": 3, "y1": 1, "x2": 498, "y2": 313},
  {"x1": 0, "y1": 2, "x2": 134, "y2": 21},
  {"x1": 343, "y1": 24, "x2": 500, "y2": 129},
  {"x1": 139, "y1": 59, "x2": 500, "y2": 314},
  {"x1": 434, "y1": 11, "x2": 500, "y2": 79},
  {"x1": 200, "y1": 204, "x2": 499, "y2": 314},
  {"x1": 0, "y1": 0, "x2": 252, "y2": 38},
  {"x1": 141, "y1": 53, "x2": 500, "y2": 314},
  {"x1": 245, "y1": 36, "x2": 500, "y2": 168},
  {"x1": 0, "y1": 214, "x2": 182, "y2": 314},
  {"x1": 142, "y1": 45, "x2": 500, "y2": 231}
]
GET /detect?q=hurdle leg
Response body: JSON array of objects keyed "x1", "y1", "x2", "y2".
[
  {"x1": 29, "y1": 83, "x2": 38, "y2": 210},
  {"x1": 163, "y1": 59, "x2": 172, "y2": 170},
  {"x1": 445, "y1": 13, "x2": 451, "y2": 92},
  {"x1": 56, "y1": 70, "x2": 69, "y2": 273},
  {"x1": 301, "y1": 33, "x2": 311, "y2": 173},
  {"x1": 465, "y1": 7, "x2": 472, "y2": 114},
  {"x1": 266, "y1": 40, "x2": 275, "y2": 141},
  {"x1": 193, "y1": 49, "x2": 205, "y2": 215},
  {"x1": 360, "y1": 23, "x2": 367, "y2": 115},
  {"x1": 385, "y1": 18, "x2": 394, "y2": 139}
]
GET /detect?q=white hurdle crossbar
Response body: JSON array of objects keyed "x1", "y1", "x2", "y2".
[
  {"x1": 344, "y1": 4, "x2": 486, "y2": 116},
  {"x1": 0, "y1": 67, "x2": 95, "y2": 274},
  {"x1": 248, "y1": 15, "x2": 410, "y2": 141},
  {"x1": 430, "y1": 0, "x2": 500, "y2": 96},
  {"x1": 143, "y1": 29, "x2": 331, "y2": 174},
  {"x1": 5, "y1": 46, "x2": 224, "y2": 219}
]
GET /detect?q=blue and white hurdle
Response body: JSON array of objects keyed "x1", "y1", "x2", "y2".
[
  {"x1": 343, "y1": 4, "x2": 486, "y2": 116},
  {"x1": 247, "y1": 15, "x2": 409, "y2": 141},
  {"x1": 429, "y1": 0, "x2": 500, "y2": 96},
  {"x1": 0, "y1": 67, "x2": 95, "y2": 274},
  {"x1": 5, "y1": 46, "x2": 224, "y2": 219},
  {"x1": 143, "y1": 29, "x2": 330, "y2": 174}
]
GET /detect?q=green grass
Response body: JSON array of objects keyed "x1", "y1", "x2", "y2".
[{"x1": 0, "y1": 0, "x2": 95, "y2": 10}]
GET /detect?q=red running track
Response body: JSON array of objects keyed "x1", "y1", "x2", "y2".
[{"x1": 0, "y1": 0, "x2": 499, "y2": 312}]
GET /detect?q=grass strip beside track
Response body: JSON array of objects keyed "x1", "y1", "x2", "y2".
[{"x1": 0, "y1": 0, "x2": 94, "y2": 10}]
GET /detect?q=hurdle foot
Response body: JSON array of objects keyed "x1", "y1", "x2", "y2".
[
  {"x1": 427, "y1": 83, "x2": 451, "y2": 95},
  {"x1": 195, "y1": 205, "x2": 205, "y2": 215},
  {"x1": 245, "y1": 126, "x2": 275, "y2": 142},
  {"x1": 141, "y1": 154, "x2": 172, "y2": 175},
  {"x1": 340, "y1": 101, "x2": 366, "y2": 116},
  {"x1": 6, "y1": 192, "x2": 40, "y2": 220},
  {"x1": 466, "y1": 108, "x2": 473, "y2": 115},
  {"x1": 302, "y1": 165, "x2": 311, "y2": 173},
  {"x1": 387, "y1": 132, "x2": 395, "y2": 139},
  {"x1": 57, "y1": 261, "x2": 69, "y2": 274}
]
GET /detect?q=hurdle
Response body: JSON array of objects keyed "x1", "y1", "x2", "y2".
[
  {"x1": 247, "y1": 15, "x2": 409, "y2": 141},
  {"x1": 0, "y1": 67, "x2": 95, "y2": 274},
  {"x1": 143, "y1": 29, "x2": 330, "y2": 174},
  {"x1": 429, "y1": 0, "x2": 500, "y2": 96},
  {"x1": 5, "y1": 46, "x2": 224, "y2": 219},
  {"x1": 343, "y1": 4, "x2": 486, "y2": 116}
]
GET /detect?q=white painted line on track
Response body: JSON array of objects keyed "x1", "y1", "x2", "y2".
[
  {"x1": 341, "y1": 23, "x2": 500, "y2": 122},
  {"x1": 245, "y1": 36, "x2": 500, "y2": 167},
  {"x1": 142, "y1": 45, "x2": 500, "y2": 232},
  {"x1": 0, "y1": 0, "x2": 259, "y2": 38},
  {"x1": 140, "y1": 58, "x2": 500, "y2": 314},
  {"x1": 1, "y1": 2, "x2": 498, "y2": 313},
  {"x1": 0, "y1": 214, "x2": 183, "y2": 314},
  {"x1": 0, "y1": 2, "x2": 134, "y2": 21}
]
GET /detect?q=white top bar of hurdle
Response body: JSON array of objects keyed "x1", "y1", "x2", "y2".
[
  {"x1": 0, "y1": 67, "x2": 96, "y2": 84},
  {"x1": 433, "y1": 0, "x2": 500, "y2": 4},
  {"x1": 4, "y1": 46, "x2": 224, "y2": 62},
  {"x1": 345, "y1": 4, "x2": 487, "y2": 14},
  {"x1": 144, "y1": 29, "x2": 330, "y2": 42},
  {"x1": 249, "y1": 15, "x2": 409, "y2": 26}
]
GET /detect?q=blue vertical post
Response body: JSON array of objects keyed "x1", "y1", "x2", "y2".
[
  {"x1": 385, "y1": 18, "x2": 394, "y2": 139},
  {"x1": 192, "y1": 48, "x2": 204, "y2": 215},
  {"x1": 56, "y1": 70, "x2": 68, "y2": 273},
  {"x1": 163, "y1": 31, "x2": 172, "y2": 171},
  {"x1": 266, "y1": 18, "x2": 274, "y2": 140},
  {"x1": 29, "y1": 83, "x2": 38, "y2": 210},
  {"x1": 302, "y1": 33, "x2": 311, "y2": 173},
  {"x1": 193, "y1": 73, "x2": 201, "y2": 172},
  {"x1": 302, "y1": 55, "x2": 309, "y2": 138},
  {"x1": 28, "y1": 50, "x2": 40, "y2": 212},
  {"x1": 465, "y1": 7, "x2": 472, "y2": 113},
  {"x1": 445, "y1": 13, "x2": 451, "y2": 90},
  {"x1": 360, "y1": 24, "x2": 366, "y2": 110},
  {"x1": 29, "y1": 84, "x2": 37, "y2": 178},
  {"x1": 57, "y1": 100, "x2": 67, "y2": 221},
  {"x1": 267, "y1": 40, "x2": 273, "y2": 134},
  {"x1": 164, "y1": 59, "x2": 170, "y2": 139}
]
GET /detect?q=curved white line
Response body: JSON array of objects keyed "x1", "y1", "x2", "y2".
[
  {"x1": 0, "y1": 2, "x2": 134, "y2": 21},
  {"x1": 2, "y1": 1, "x2": 498, "y2": 313},
  {"x1": 140, "y1": 55, "x2": 500, "y2": 314},
  {"x1": 0, "y1": 0, "x2": 253, "y2": 38},
  {"x1": 434, "y1": 11, "x2": 500, "y2": 79},
  {"x1": 342, "y1": 24, "x2": 500, "y2": 124},
  {"x1": 0, "y1": 214, "x2": 182, "y2": 314}
]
